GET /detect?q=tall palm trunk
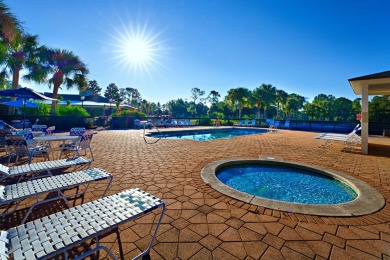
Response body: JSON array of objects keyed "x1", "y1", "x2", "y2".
[
  {"x1": 9, "y1": 68, "x2": 20, "y2": 114},
  {"x1": 51, "y1": 84, "x2": 60, "y2": 115},
  {"x1": 51, "y1": 71, "x2": 64, "y2": 115},
  {"x1": 239, "y1": 104, "x2": 243, "y2": 119}
]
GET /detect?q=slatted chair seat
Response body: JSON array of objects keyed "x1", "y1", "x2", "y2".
[
  {"x1": 0, "y1": 157, "x2": 91, "y2": 182},
  {"x1": 1, "y1": 188, "x2": 165, "y2": 260},
  {"x1": 0, "y1": 168, "x2": 113, "y2": 224}
]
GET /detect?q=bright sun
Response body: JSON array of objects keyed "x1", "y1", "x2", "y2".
[
  {"x1": 124, "y1": 38, "x2": 151, "y2": 63},
  {"x1": 110, "y1": 22, "x2": 165, "y2": 77}
]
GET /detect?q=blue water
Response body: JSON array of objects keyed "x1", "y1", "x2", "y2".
[
  {"x1": 217, "y1": 165, "x2": 357, "y2": 204},
  {"x1": 150, "y1": 129, "x2": 266, "y2": 141}
]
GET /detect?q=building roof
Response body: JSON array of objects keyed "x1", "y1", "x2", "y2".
[
  {"x1": 43, "y1": 92, "x2": 110, "y2": 103},
  {"x1": 348, "y1": 70, "x2": 390, "y2": 95},
  {"x1": 42, "y1": 92, "x2": 134, "y2": 108}
]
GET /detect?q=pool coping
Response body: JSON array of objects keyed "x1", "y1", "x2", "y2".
[{"x1": 201, "y1": 158, "x2": 386, "y2": 216}]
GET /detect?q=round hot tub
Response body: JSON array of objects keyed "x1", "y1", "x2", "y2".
[{"x1": 201, "y1": 159, "x2": 385, "y2": 216}]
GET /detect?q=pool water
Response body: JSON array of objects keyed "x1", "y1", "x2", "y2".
[
  {"x1": 217, "y1": 165, "x2": 357, "y2": 204},
  {"x1": 150, "y1": 128, "x2": 266, "y2": 141}
]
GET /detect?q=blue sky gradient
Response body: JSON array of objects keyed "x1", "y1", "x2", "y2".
[{"x1": 6, "y1": 0, "x2": 390, "y2": 103}]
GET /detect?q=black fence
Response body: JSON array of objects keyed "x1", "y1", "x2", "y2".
[{"x1": 1, "y1": 115, "x2": 389, "y2": 135}]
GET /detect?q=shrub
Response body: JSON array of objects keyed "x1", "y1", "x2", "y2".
[
  {"x1": 57, "y1": 106, "x2": 90, "y2": 116},
  {"x1": 112, "y1": 110, "x2": 146, "y2": 117}
]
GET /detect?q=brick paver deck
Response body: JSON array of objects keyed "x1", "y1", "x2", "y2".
[{"x1": 1, "y1": 128, "x2": 390, "y2": 259}]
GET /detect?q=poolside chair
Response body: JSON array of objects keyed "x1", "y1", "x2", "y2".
[
  {"x1": 60, "y1": 130, "x2": 94, "y2": 160},
  {"x1": 15, "y1": 129, "x2": 35, "y2": 147},
  {"x1": 134, "y1": 119, "x2": 141, "y2": 129},
  {"x1": 45, "y1": 126, "x2": 55, "y2": 135},
  {"x1": 0, "y1": 167, "x2": 113, "y2": 224},
  {"x1": 58, "y1": 127, "x2": 87, "y2": 151},
  {"x1": 316, "y1": 131, "x2": 361, "y2": 150},
  {"x1": 316, "y1": 124, "x2": 361, "y2": 139},
  {"x1": 161, "y1": 118, "x2": 169, "y2": 127},
  {"x1": 70, "y1": 127, "x2": 86, "y2": 137},
  {"x1": 0, "y1": 188, "x2": 165, "y2": 260},
  {"x1": 250, "y1": 119, "x2": 257, "y2": 127},
  {"x1": 243, "y1": 119, "x2": 249, "y2": 127},
  {"x1": 0, "y1": 129, "x2": 12, "y2": 153},
  {"x1": 5, "y1": 135, "x2": 49, "y2": 165},
  {"x1": 265, "y1": 119, "x2": 274, "y2": 127},
  {"x1": 31, "y1": 124, "x2": 47, "y2": 133},
  {"x1": 177, "y1": 119, "x2": 185, "y2": 127},
  {"x1": 0, "y1": 156, "x2": 91, "y2": 182},
  {"x1": 283, "y1": 120, "x2": 290, "y2": 129},
  {"x1": 153, "y1": 119, "x2": 162, "y2": 127}
]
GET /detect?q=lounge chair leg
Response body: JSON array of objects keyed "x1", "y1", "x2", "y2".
[
  {"x1": 132, "y1": 203, "x2": 166, "y2": 260},
  {"x1": 102, "y1": 175, "x2": 113, "y2": 197}
]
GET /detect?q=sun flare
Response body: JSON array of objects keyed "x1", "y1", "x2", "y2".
[
  {"x1": 124, "y1": 38, "x2": 152, "y2": 63},
  {"x1": 110, "y1": 21, "x2": 166, "y2": 78}
]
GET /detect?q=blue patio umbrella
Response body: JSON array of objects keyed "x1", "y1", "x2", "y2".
[
  {"x1": 3, "y1": 99, "x2": 39, "y2": 108},
  {"x1": 0, "y1": 88, "x2": 56, "y2": 129}
]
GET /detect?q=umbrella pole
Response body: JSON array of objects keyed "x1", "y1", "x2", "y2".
[{"x1": 23, "y1": 99, "x2": 26, "y2": 130}]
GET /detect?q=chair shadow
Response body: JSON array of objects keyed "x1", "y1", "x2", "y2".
[{"x1": 0, "y1": 191, "x2": 84, "y2": 229}]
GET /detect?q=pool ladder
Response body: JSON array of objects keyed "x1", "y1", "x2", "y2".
[{"x1": 142, "y1": 120, "x2": 166, "y2": 144}]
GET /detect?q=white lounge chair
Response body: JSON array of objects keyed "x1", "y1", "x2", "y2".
[
  {"x1": 316, "y1": 132, "x2": 361, "y2": 150},
  {"x1": 0, "y1": 156, "x2": 91, "y2": 182},
  {"x1": 316, "y1": 124, "x2": 360, "y2": 139},
  {"x1": 0, "y1": 167, "x2": 113, "y2": 223},
  {"x1": 0, "y1": 188, "x2": 165, "y2": 260}
]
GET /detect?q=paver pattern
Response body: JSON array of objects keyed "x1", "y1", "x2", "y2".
[{"x1": 1, "y1": 128, "x2": 390, "y2": 259}]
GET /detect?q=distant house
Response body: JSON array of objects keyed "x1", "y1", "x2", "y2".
[{"x1": 43, "y1": 90, "x2": 134, "y2": 109}]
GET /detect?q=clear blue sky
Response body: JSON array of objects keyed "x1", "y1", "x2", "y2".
[{"x1": 6, "y1": 0, "x2": 390, "y2": 104}]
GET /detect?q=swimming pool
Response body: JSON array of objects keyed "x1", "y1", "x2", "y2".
[
  {"x1": 147, "y1": 128, "x2": 267, "y2": 141},
  {"x1": 201, "y1": 159, "x2": 385, "y2": 216}
]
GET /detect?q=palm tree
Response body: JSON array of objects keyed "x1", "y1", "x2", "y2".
[
  {"x1": 284, "y1": 93, "x2": 306, "y2": 119},
  {"x1": 257, "y1": 84, "x2": 276, "y2": 119},
  {"x1": 0, "y1": 34, "x2": 41, "y2": 114},
  {"x1": 25, "y1": 48, "x2": 89, "y2": 115},
  {"x1": 226, "y1": 87, "x2": 250, "y2": 119},
  {"x1": 0, "y1": 2, "x2": 22, "y2": 44},
  {"x1": 252, "y1": 88, "x2": 266, "y2": 119},
  {"x1": 275, "y1": 89, "x2": 288, "y2": 119},
  {"x1": 0, "y1": 34, "x2": 40, "y2": 90}
]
